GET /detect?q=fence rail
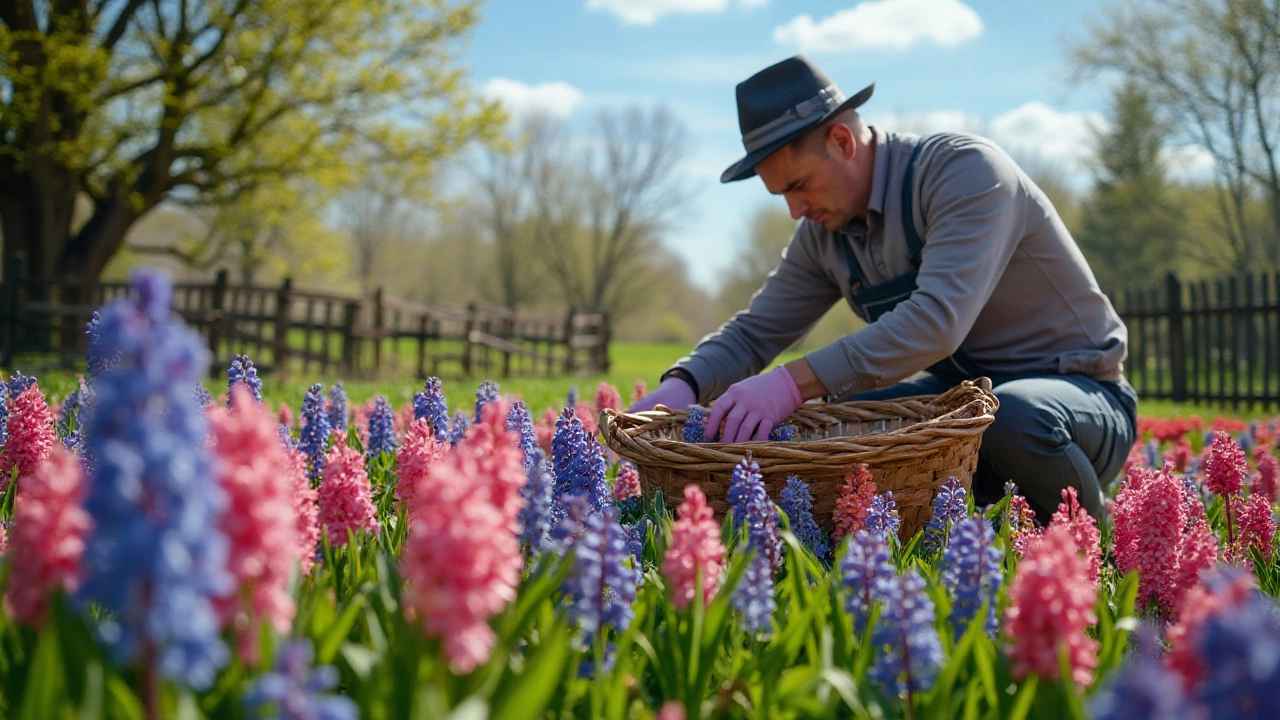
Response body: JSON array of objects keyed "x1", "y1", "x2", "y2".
[
  {"x1": 1116, "y1": 271, "x2": 1280, "y2": 411},
  {"x1": 0, "y1": 261, "x2": 610, "y2": 381}
]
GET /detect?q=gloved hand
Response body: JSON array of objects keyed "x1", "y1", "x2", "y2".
[
  {"x1": 706, "y1": 365, "x2": 804, "y2": 443},
  {"x1": 628, "y1": 376, "x2": 697, "y2": 413}
]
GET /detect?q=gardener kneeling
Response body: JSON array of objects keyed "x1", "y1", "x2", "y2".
[{"x1": 630, "y1": 55, "x2": 1136, "y2": 524}]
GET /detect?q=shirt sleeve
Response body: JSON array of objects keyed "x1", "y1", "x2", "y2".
[
  {"x1": 804, "y1": 139, "x2": 1028, "y2": 396},
  {"x1": 673, "y1": 223, "x2": 843, "y2": 403}
]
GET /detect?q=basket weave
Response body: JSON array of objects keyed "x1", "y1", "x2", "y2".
[{"x1": 600, "y1": 377, "x2": 999, "y2": 542}]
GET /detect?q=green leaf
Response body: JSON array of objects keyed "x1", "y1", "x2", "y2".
[
  {"x1": 1007, "y1": 676, "x2": 1038, "y2": 720},
  {"x1": 490, "y1": 618, "x2": 572, "y2": 720},
  {"x1": 316, "y1": 592, "x2": 368, "y2": 665},
  {"x1": 18, "y1": 627, "x2": 63, "y2": 720}
]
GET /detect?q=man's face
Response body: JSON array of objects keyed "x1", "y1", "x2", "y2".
[{"x1": 755, "y1": 134, "x2": 855, "y2": 231}]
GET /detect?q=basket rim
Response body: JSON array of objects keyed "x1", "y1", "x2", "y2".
[{"x1": 600, "y1": 377, "x2": 998, "y2": 471}]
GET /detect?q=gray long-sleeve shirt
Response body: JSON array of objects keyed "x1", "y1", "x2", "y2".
[{"x1": 674, "y1": 128, "x2": 1128, "y2": 402}]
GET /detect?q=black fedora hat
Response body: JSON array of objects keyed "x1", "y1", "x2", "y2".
[{"x1": 721, "y1": 55, "x2": 874, "y2": 183}]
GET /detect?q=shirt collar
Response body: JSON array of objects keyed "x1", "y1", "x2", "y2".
[{"x1": 866, "y1": 125, "x2": 892, "y2": 216}]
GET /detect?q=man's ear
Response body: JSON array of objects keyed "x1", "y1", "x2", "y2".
[{"x1": 829, "y1": 123, "x2": 857, "y2": 160}]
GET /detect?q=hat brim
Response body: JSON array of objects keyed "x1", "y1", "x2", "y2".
[{"x1": 720, "y1": 82, "x2": 875, "y2": 184}]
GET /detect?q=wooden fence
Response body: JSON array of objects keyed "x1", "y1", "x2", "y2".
[
  {"x1": 1116, "y1": 271, "x2": 1280, "y2": 410},
  {"x1": 0, "y1": 263, "x2": 611, "y2": 381}
]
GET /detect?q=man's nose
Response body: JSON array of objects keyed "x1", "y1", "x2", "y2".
[{"x1": 786, "y1": 195, "x2": 807, "y2": 220}]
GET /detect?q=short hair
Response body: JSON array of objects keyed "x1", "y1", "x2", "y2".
[{"x1": 789, "y1": 109, "x2": 863, "y2": 156}]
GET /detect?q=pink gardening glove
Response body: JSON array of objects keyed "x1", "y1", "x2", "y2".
[
  {"x1": 628, "y1": 376, "x2": 697, "y2": 413},
  {"x1": 706, "y1": 366, "x2": 804, "y2": 443}
]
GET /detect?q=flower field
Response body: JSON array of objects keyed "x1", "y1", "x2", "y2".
[{"x1": 1, "y1": 268, "x2": 1278, "y2": 720}]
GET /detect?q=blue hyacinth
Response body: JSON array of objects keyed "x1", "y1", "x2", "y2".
[
  {"x1": 625, "y1": 518, "x2": 649, "y2": 567},
  {"x1": 413, "y1": 377, "x2": 450, "y2": 442},
  {"x1": 76, "y1": 268, "x2": 233, "y2": 690},
  {"x1": 550, "y1": 493, "x2": 592, "y2": 553},
  {"x1": 566, "y1": 385, "x2": 579, "y2": 409},
  {"x1": 474, "y1": 379, "x2": 501, "y2": 423},
  {"x1": 448, "y1": 411, "x2": 470, "y2": 446},
  {"x1": 328, "y1": 383, "x2": 348, "y2": 434},
  {"x1": 551, "y1": 408, "x2": 610, "y2": 516},
  {"x1": 518, "y1": 448, "x2": 555, "y2": 555},
  {"x1": 1144, "y1": 439, "x2": 1160, "y2": 469},
  {"x1": 506, "y1": 400, "x2": 538, "y2": 469},
  {"x1": 226, "y1": 354, "x2": 262, "y2": 405},
  {"x1": 1192, "y1": 581, "x2": 1280, "y2": 717},
  {"x1": 192, "y1": 384, "x2": 214, "y2": 408},
  {"x1": 561, "y1": 506, "x2": 638, "y2": 643},
  {"x1": 841, "y1": 530, "x2": 897, "y2": 634},
  {"x1": 942, "y1": 517, "x2": 1003, "y2": 638},
  {"x1": 57, "y1": 376, "x2": 91, "y2": 437},
  {"x1": 86, "y1": 311, "x2": 112, "y2": 378},
  {"x1": 768, "y1": 423, "x2": 797, "y2": 442},
  {"x1": 727, "y1": 457, "x2": 782, "y2": 571},
  {"x1": 299, "y1": 383, "x2": 330, "y2": 480},
  {"x1": 866, "y1": 491, "x2": 901, "y2": 544},
  {"x1": 780, "y1": 475, "x2": 828, "y2": 559},
  {"x1": 683, "y1": 409, "x2": 707, "y2": 443},
  {"x1": 6, "y1": 370, "x2": 35, "y2": 398},
  {"x1": 921, "y1": 477, "x2": 968, "y2": 557},
  {"x1": 278, "y1": 424, "x2": 298, "y2": 451},
  {"x1": 733, "y1": 551, "x2": 777, "y2": 635},
  {"x1": 1091, "y1": 624, "x2": 1188, "y2": 720},
  {"x1": 243, "y1": 640, "x2": 358, "y2": 720},
  {"x1": 0, "y1": 381, "x2": 10, "y2": 448},
  {"x1": 366, "y1": 396, "x2": 397, "y2": 459},
  {"x1": 869, "y1": 569, "x2": 944, "y2": 697}
]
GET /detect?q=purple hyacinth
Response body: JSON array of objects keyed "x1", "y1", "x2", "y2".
[
  {"x1": 566, "y1": 385, "x2": 579, "y2": 409},
  {"x1": 76, "y1": 268, "x2": 233, "y2": 690},
  {"x1": 366, "y1": 395, "x2": 397, "y2": 459},
  {"x1": 278, "y1": 424, "x2": 298, "y2": 451},
  {"x1": 768, "y1": 423, "x2": 797, "y2": 442},
  {"x1": 1192, "y1": 582, "x2": 1280, "y2": 717},
  {"x1": 550, "y1": 493, "x2": 592, "y2": 553},
  {"x1": 0, "y1": 382, "x2": 8, "y2": 446},
  {"x1": 299, "y1": 384, "x2": 330, "y2": 481},
  {"x1": 243, "y1": 640, "x2": 358, "y2": 720},
  {"x1": 506, "y1": 400, "x2": 538, "y2": 469},
  {"x1": 413, "y1": 377, "x2": 450, "y2": 442},
  {"x1": 868, "y1": 569, "x2": 944, "y2": 697},
  {"x1": 727, "y1": 457, "x2": 782, "y2": 571},
  {"x1": 1144, "y1": 439, "x2": 1160, "y2": 470},
  {"x1": 226, "y1": 354, "x2": 262, "y2": 406},
  {"x1": 561, "y1": 505, "x2": 637, "y2": 643},
  {"x1": 551, "y1": 408, "x2": 610, "y2": 516},
  {"x1": 57, "y1": 376, "x2": 92, "y2": 437},
  {"x1": 86, "y1": 310, "x2": 112, "y2": 378},
  {"x1": 941, "y1": 517, "x2": 1003, "y2": 638},
  {"x1": 518, "y1": 448, "x2": 555, "y2": 555},
  {"x1": 193, "y1": 384, "x2": 214, "y2": 408},
  {"x1": 866, "y1": 491, "x2": 901, "y2": 544},
  {"x1": 328, "y1": 383, "x2": 348, "y2": 434},
  {"x1": 732, "y1": 551, "x2": 777, "y2": 634},
  {"x1": 446, "y1": 411, "x2": 469, "y2": 446},
  {"x1": 6, "y1": 370, "x2": 35, "y2": 398},
  {"x1": 780, "y1": 475, "x2": 828, "y2": 558},
  {"x1": 474, "y1": 379, "x2": 500, "y2": 424},
  {"x1": 683, "y1": 409, "x2": 706, "y2": 443},
  {"x1": 625, "y1": 518, "x2": 649, "y2": 567},
  {"x1": 841, "y1": 530, "x2": 897, "y2": 634},
  {"x1": 921, "y1": 477, "x2": 968, "y2": 556},
  {"x1": 1091, "y1": 624, "x2": 1188, "y2": 720}
]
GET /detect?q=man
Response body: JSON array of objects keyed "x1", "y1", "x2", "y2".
[{"x1": 630, "y1": 55, "x2": 1136, "y2": 522}]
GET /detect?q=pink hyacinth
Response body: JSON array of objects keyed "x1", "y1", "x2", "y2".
[
  {"x1": 1007, "y1": 494, "x2": 1041, "y2": 558},
  {"x1": 1049, "y1": 487, "x2": 1102, "y2": 583},
  {"x1": 1205, "y1": 431, "x2": 1247, "y2": 497},
  {"x1": 1164, "y1": 438, "x2": 1195, "y2": 473},
  {"x1": 534, "y1": 406, "x2": 558, "y2": 455},
  {"x1": 0, "y1": 522, "x2": 6, "y2": 554},
  {"x1": 656, "y1": 702, "x2": 685, "y2": 720},
  {"x1": 614, "y1": 462, "x2": 641, "y2": 502},
  {"x1": 209, "y1": 388, "x2": 303, "y2": 661},
  {"x1": 1004, "y1": 525, "x2": 1099, "y2": 688},
  {"x1": 286, "y1": 445, "x2": 320, "y2": 576},
  {"x1": 663, "y1": 484, "x2": 726, "y2": 609},
  {"x1": 831, "y1": 464, "x2": 877, "y2": 545},
  {"x1": 400, "y1": 399, "x2": 525, "y2": 674},
  {"x1": 632, "y1": 380, "x2": 648, "y2": 405},
  {"x1": 1165, "y1": 570, "x2": 1256, "y2": 690},
  {"x1": 573, "y1": 401, "x2": 598, "y2": 436},
  {"x1": 1228, "y1": 491, "x2": 1275, "y2": 566},
  {"x1": 395, "y1": 417, "x2": 449, "y2": 518},
  {"x1": 1, "y1": 384, "x2": 56, "y2": 490},
  {"x1": 594, "y1": 382, "x2": 622, "y2": 414},
  {"x1": 277, "y1": 402, "x2": 294, "y2": 428},
  {"x1": 5, "y1": 444, "x2": 92, "y2": 628},
  {"x1": 317, "y1": 443, "x2": 379, "y2": 547},
  {"x1": 1252, "y1": 447, "x2": 1277, "y2": 504}
]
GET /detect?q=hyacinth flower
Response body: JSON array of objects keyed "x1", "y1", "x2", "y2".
[
  {"x1": 193, "y1": 384, "x2": 215, "y2": 409},
  {"x1": 1004, "y1": 525, "x2": 1099, "y2": 689},
  {"x1": 767, "y1": 423, "x2": 797, "y2": 442},
  {"x1": 395, "y1": 417, "x2": 449, "y2": 519},
  {"x1": 567, "y1": 385, "x2": 579, "y2": 409},
  {"x1": 841, "y1": 529, "x2": 896, "y2": 635},
  {"x1": 865, "y1": 491, "x2": 901, "y2": 545},
  {"x1": 727, "y1": 456, "x2": 782, "y2": 571},
  {"x1": 286, "y1": 445, "x2": 321, "y2": 576},
  {"x1": 400, "y1": 399, "x2": 524, "y2": 674},
  {"x1": 613, "y1": 461, "x2": 642, "y2": 504},
  {"x1": 594, "y1": 382, "x2": 621, "y2": 413},
  {"x1": 664, "y1": 485, "x2": 727, "y2": 609},
  {"x1": 243, "y1": 640, "x2": 358, "y2": 720},
  {"x1": 683, "y1": 408, "x2": 707, "y2": 443},
  {"x1": 562, "y1": 505, "x2": 638, "y2": 644},
  {"x1": 1, "y1": 382, "x2": 56, "y2": 490},
  {"x1": 780, "y1": 475, "x2": 829, "y2": 559},
  {"x1": 0, "y1": 381, "x2": 9, "y2": 449},
  {"x1": 5, "y1": 444, "x2": 92, "y2": 628},
  {"x1": 328, "y1": 383, "x2": 349, "y2": 434},
  {"x1": 56, "y1": 375, "x2": 91, "y2": 437},
  {"x1": 921, "y1": 477, "x2": 967, "y2": 557},
  {"x1": 226, "y1": 354, "x2": 263, "y2": 406},
  {"x1": 869, "y1": 568, "x2": 944, "y2": 699},
  {"x1": 1049, "y1": 486, "x2": 1102, "y2": 583},
  {"x1": 625, "y1": 518, "x2": 648, "y2": 566},
  {"x1": 365, "y1": 395, "x2": 398, "y2": 460},
  {"x1": 474, "y1": 379, "x2": 501, "y2": 424},
  {"x1": 208, "y1": 387, "x2": 302, "y2": 663},
  {"x1": 6, "y1": 369, "x2": 36, "y2": 397},
  {"x1": 631, "y1": 380, "x2": 647, "y2": 405},
  {"x1": 299, "y1": 384, "x2": 331, "y2": 482},
  {"x1": 506, "y1": 400, "x2": 538, "y2": 469},
  {"x1": 832, "y1": 463, "x2": 877, "y2": 546},
  {"x1": 317, "y1": 444, "x2": 379, "y2": 547},
  {"x1": 449, "y1": 411, "x2": 470, "y2": 446},
  {"x1": 732, "y1": 551, "x2": 777, "y2": 635},
  {"x1": 551, "y1": 407, "x2": 610, "y2": 515},
  {"x1": 1188, "y1": 577, "x2": 1280, "y2": 716},
  {"x1": 942, "y1": 516, "x2": 1003, "y2": 639},
  {"x1": 76, "y1": 268, "x2": 233, "y2": 690},
  {"x1": 1005, "y1": 491, "x2": 1041, "y2": 558},
  {"x1": 1206, "y1": 430, "x2": 1248, "y2": 546},
  {"x1": 85, "y1": 310, "x2": 113, "y2": 378},
  {"x1": 518, "y1": 448, "x2": 556, "y2": 556},
  {"x1": 413, "y1": 377, "x2": 451, "y2": 442},
  {"x1": 1090, "y1": 624, "x2": 1188, "y2": 720},
  {"x1": 1227, "y1": 490, "x2": 1275, "y2": 566},
  {"x1": 1165, "y1": 568, "x2": 1257, "y2": 691},
  {"x1": 1252, "y1": 446, "x2": 1278, "y2": 503}
]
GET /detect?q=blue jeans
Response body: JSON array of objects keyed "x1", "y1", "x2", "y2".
[{"x1": 848, "y1": 373, "x2": 1137, "y2": 523}]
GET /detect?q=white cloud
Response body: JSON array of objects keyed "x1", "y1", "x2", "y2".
[
  {"x1": 587, "y1": 0, "x2": 767, "y2": 26},
  {"x1": 1164, "y1": 144, "x2": 1217, "y2": 184},
  {"x1": 987, "y1": 102, "x2": 1103, "y2": 183},
  {"x1": 481, "y1": 78, "x2": 584, "y2": 120},
  {"x1": 773, "y1": 0, "x2": 982, "y2": 53},
  {"x1": 866, "y1": 109, "x2": 986, "y2": 136}
]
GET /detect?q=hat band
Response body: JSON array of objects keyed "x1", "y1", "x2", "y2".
[{"x1": 741, "y1": 84, "x2": 845, "y2": 153}]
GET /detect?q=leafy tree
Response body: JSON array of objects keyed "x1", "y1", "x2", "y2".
[
  {"x1": 0, "y1": 0, "x2": 503, "y2": 283},
  {"x1": 716, "y1": 206, "x2": 797, "y2": 318}
]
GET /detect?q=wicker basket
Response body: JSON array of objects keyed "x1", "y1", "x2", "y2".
[{"x1": 600, "y1": 377, "x2": 999, "y2": 542}]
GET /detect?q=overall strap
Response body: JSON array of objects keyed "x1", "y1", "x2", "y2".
[{"x1": 900, "y1": 139, "x2": 928, "y2": 266}]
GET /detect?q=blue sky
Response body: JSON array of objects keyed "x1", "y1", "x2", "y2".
[{"x1": 460, "y1": 0, "x2": 1211, "y2": 291}]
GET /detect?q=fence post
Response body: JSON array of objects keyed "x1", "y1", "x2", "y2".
[
  {"x1": 1166, "y1": 272, "x2": 1187, "y2": 402},
  {"x1": 563, "y1": 310, "x2": 576, "y2": 375},
  {"x1": 600, "y1": 313, "x2": 612, "y2": 373},
  {"x1": 463, "y1": 303, "x2": 477, "y2": 377},
  {"x1": 371, "y1": 287, "x2": 385, "y2": 379},
  {"x1": 341, "y1": 299, "x2": 360, "y2": 377},
  {"x1": 206, "y1": 269, "x2": 229, "y2": 378},
  {"x1": 1, "y1": 254, "x2": 23, "y2": 369},
  {"x1": 272, "y1": 277, "x2": 293, "y2": 380}
]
